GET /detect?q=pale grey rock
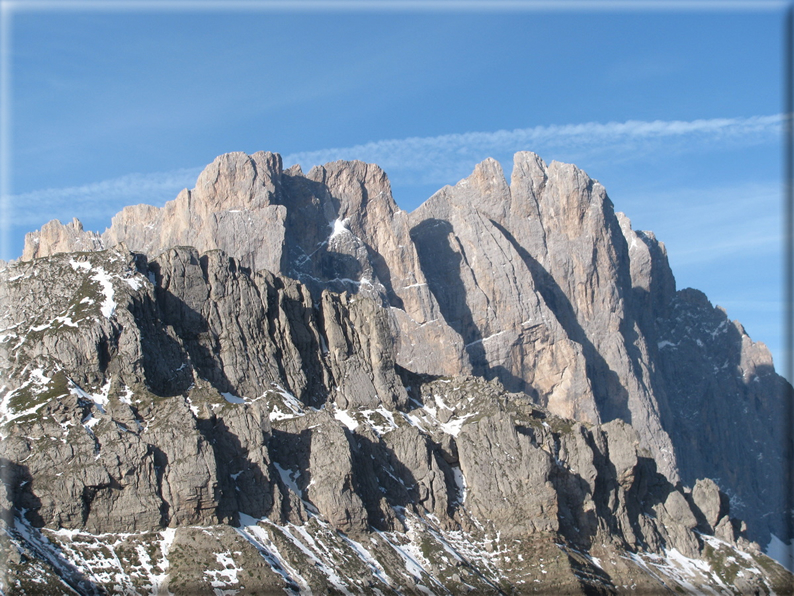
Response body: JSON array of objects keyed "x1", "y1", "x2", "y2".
[
  {"x1": 407, "y1": 160, "x2": 599, "y2": 423},
  {"x1": 208, "y1": 399, "x2": 275, "y2": 522},
  {"x1": 690, "y1": 478, "x2": 726, "y2": 533},
  {"x1": 306, "y1": 411, "x2": 369, "y2": 534},
  {"x1": 457, "y1": 409, "x2": 559, "y2": 538},
  {"x1": 0, "y1": 236, "x2": 782, "y2": 592},
  {"x1": 714, "y1": 515, "x2": 736, "y2": 543},
  {"x1": 384, "y1": 424, "x2": 453, "y2": 524},
  {"x1": 0, "y1": 245, "x2": 408, "y2": 537},
  {"x1": 143, "y1": 396, "x2": 219, "y2": 528},
  {"x1": 602, "y1": 419, "x2": 640, "y2": 488},
  {"x1": 616, "y1": 212, "x2": 676, "y2": 323},
  {"x1": 505, "y1": 154, "x2": 678, "y2": 481},
  {"x1": 323, "y1": 292, "x2": 408, "y2": 410},
  {"x1": 653, "y1": 286, "x2": 788, "y2": 547},
  {"x1": 0, "y1": 390, "x2": 164, "y2": 533},
  {"x1": 279, "y1": 158, "x2": 471, "y2": 378},
  {"x1": 22, "y1": 217, "x2": 105, "y2": 260},
  {"x1": 103, "y1": 152, "x2": 287, "y2": 273},
  {"x1": 143, "y1": 245, "x2": 407, "y2": 410},
  {"x1": 655, "y1": 490, "x2": 700, "y2": 558}
]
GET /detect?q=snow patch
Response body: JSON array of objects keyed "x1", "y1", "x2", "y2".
[
  {"x1": 360, "y1": 406, "x2": 398, "y2": 436},
  {"x1": 268, "y1": 384, "x2": 306, "y2": 421},
  {"x1": 334, "y1": 407, "x2": 359, "y2": 431},
  {"x1": 330, "y1": 218, "x2": 350, "y2": 239},
  {"x1": 286, "y1": 524, "x2": 352, "y2": 594},
  {"x1": 125, "y1": 277, "x2": 143, "y2": 290},
  {"x1": 186, "y1": 396, "x2": 200, "y2": 417},
  {"x1": 119, "y1": 386, "x2": 135, "y2": 405},
  {"x1": 69, "y1": 259, "x2": 92, "y2": 271},
  {"x1": 274, "y1": 462, "x2": 303, "y2": 498},
  {"x1": 53, "y1": 315, "x2": 78, "y2": 328},
  {"x1": 377, "y1": 531, "x2": 427, "y2": 582},
  {"x1": 434, "y1": 393, "x2": 452, "y2": 411},
  {"x1": 69, "y1": 377, "x2": 110, "y2": 413},
  {"x1": 236, "y1": 513, "x2": 312, "y2": 595},
  {"x1": 451, "y1": 465, "x2": 467, "y2": 504},
  {"x1": 92, "y1": 378, "x2": 111, "y2": 411},
  {"x1": 439, "y1": 413, "x2": 475, "y2": 437},
  {"x1": 464, "y1": 330, "x2": 506, "y2": 349},
  {"x1": 149, "y1": 527, "x2": 177, "y2": 594},
  {"x1": 268, "y1": 407, "x2": 297, "y2": 421},
  {"x1": 91, "y1": 267, "x2": 116, "y2": 318},
  {"x1": 0, "y1": 369, "x2": 54, "y2": 433},
  {"x1": 83, "y1": 415, "x2": 100, "y2": 430},
  {"x1": 401, "y1": 411, "x2": 427, "y2": 432},
  {"x1": 204, "y1": 551, "x2": 242, "y2": 590},
  {"x1": 342, "y1": 534, "x2": 394, "y2": 587}
]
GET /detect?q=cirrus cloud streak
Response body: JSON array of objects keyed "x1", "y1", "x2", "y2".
[{"x1": 4, "y1": 113, "x2": 782, "y2": 246}]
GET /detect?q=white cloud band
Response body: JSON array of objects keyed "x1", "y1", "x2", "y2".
[
  {"x1": 282, "y1": 114, "x2": 782, "y2": 182},
  {"x1": 6, "y1": 114, "x2": 782, "y2": 230}
]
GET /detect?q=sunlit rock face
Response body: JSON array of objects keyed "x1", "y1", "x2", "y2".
[{"x1": 6, "y1": 150, "x2": 790, "y2": 594}]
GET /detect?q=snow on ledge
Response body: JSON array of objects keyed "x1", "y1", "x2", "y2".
[
  {"x1": 329, "y1": 218, "x2": 350, "y2": 239},
  {"x1": 334, "y1": 406, "x2": 359, "y2": 431}
]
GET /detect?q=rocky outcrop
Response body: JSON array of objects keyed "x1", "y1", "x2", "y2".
[
  {"x1": 104, "y1": 152, "x2": 288, "y2": 274},
  {"x1": 17, "y1": 149, "x2": 790, "y2": 552},
  {"x1": 21, "y1": 217, "x2": 105, "y2": 261},
  {"x1": 1, "y1": 246, "x2": 790, "y2": 594},
  {"x1": 0, "y1": 247, "x2": 403, "y2": 533}
]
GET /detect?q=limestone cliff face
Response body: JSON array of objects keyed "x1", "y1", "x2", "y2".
[
  {"x1": 0, "y1": 246, "x2": 405, "y2": 533},
  {"x1": 104, "y1": 151, "x2": 288, "y2": 274},
  {"x1": 18, "y1": 150, "x2": 789, "y2": 552},
  {"x1": 22, "y1": 217, "x2": 104, "y2": 261},
  {"x1": 1, "y1": 244, "x2": 789, "y2": 593}
]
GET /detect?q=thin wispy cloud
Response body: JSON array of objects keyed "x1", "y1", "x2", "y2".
[
  {"x1": 283, "y1": 114, "x2": 782, "y2": 185},
  {"x1": 9, "y1": 167, "x2": 202, "y2": 228},
  {"x1": 6, "y1": 114, "x2": 781, "y2": 234}
]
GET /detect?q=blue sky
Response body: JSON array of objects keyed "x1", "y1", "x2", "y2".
[{"x1": 0, "y1": 1, "x2": 789, "y2": 375}]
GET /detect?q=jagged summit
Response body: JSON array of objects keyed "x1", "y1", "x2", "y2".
[{"x1": 4, "y1": 150, "x2": 790, "y2": 593}]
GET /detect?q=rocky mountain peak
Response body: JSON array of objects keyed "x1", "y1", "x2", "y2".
[
  {"x1": 304, "y1": 159, "x2": 400, "y2": 240},
  {"x1": 21, "y1": 216, "x2": 104, "y2": 261},
  {"x1": 510, "y1": 150, "x2": 548, "y2": 198},
  {"x1": 462, "y1": 156, "x2": 510, "y2": 211},
  {"x1": 192, "y1": 150, "x2": 283, "y2": 212},
  {"x1": 5, "y1": 149, "x2": 791, "y2": 594}
]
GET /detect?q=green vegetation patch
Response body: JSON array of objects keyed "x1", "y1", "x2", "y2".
[
  {"x1": 751, "y1": 551, "x2": 794, "y2": 594},
  {"x1": 701, "y1": 543, "x2": 742, "y2": 586},
  {"x1": 4, "y1": 370, "x2": 70, "y2": 421},
  {"x1": 548, "y1": 416, "x2": 575, "y2": 435}
]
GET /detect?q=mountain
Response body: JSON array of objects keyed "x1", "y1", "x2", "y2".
[{"x1": 2, "y1": 151, "x2": 790, "y2": 594}]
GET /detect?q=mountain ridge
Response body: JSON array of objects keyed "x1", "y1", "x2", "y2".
[{"x1": 3, "y1": 149, "x2": 790, "y2": 594}]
